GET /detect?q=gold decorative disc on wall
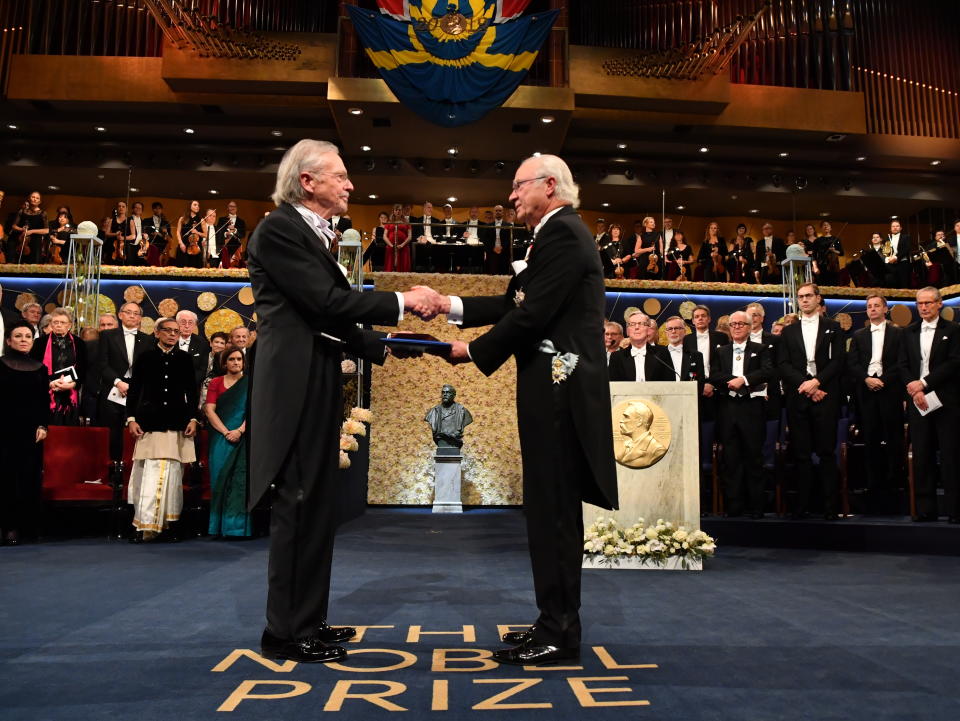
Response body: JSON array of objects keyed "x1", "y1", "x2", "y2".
[
  {"x1": 622, "y1": 306, "x2": 640, "y2": 323},
  {"x1": 890, "y1": 304, "x2": 912, "y2": 327},
  {"x1": 204, "y1": 308, "x2": 243, "y2": 340},
  {"x1": 123, "y1": 285, "x2": 146, "y2": 304},
  {"x1": 196, "y1": 291, "x2": 218, "y2": 311},
  {"x1": 679, "y1": 300, "x2": 697, "y2": 320},
  {"x1": 642, "y1": 297, "x2": 661, "y2": 316},
  {"x1": 612, "y1": 398, "x2": 671, "y2": 469},
  {"x1": 834, "y1": 312, "x2": 852, "y2": 331},
  {"x1": 15, "y1": 292, "x2": 38, "y2": 311},
  {"x1": 157, "y1": 298, "x2": 179, "y2": 318},
  {"x1": 237, "y1": 286, "x2": 255, "y2": 306},
  {"x1": 942, "y1": 307, "x2": 955, "y2": 322},
  {"x1": 140, "y1": 317, "x2": 156, "y2": 334}
]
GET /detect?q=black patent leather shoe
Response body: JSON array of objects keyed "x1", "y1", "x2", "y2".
[
  {"x1": 501, "y1": 627, "x2": 535, "y2": 645},
  {"x1": 493, "y1": 641, "x2": 579, "y2": 667},
  {"x1": 316, "y1": 622, "x2": 357, "y2": 644},
  {"x1": 260, "y1": 630, "x2": 347, "y2": 663}
]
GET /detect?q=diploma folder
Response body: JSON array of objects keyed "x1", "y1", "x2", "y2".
[{"x1": 382, "y1": 333, "x2": 451, "y2": 356}]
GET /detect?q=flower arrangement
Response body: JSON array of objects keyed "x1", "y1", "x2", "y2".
[
  {"x1": 583, "y1": 516, "x2": 716, "y2": 569},
  {"x1": 339, "y1": 407, "x2": 373, "y2": 469}
]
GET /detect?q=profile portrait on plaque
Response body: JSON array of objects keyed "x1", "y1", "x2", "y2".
[{"x1": 612, "y1": 399, "x2": 671, "y2": 469}]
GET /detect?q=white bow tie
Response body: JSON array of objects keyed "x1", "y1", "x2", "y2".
[
  {"x1": 922, "y1": 322, "x2": 937, "y2": 331},
  {"x1": 801, "y1": 317, "x2": 818, "y2": 324},
  {"x1": 733, "y1": 345, "x2": 745, "y2": 353},
  {"x1": 669, "y1": 345, "x2": 682, "y2": 353},
  {"x1": 871, "y1": 325, "x2": 884, "y2": 332},
  {"x1": 124, "y1": 329, "x2": 137, "y2": 336},
  {"x1": 631, "y1": 346, "x2": 646, "y2": 357}
]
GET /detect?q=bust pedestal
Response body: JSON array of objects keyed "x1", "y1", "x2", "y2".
[{"x1": 432, "y1": 452, "x2": 463, "y2": 513}]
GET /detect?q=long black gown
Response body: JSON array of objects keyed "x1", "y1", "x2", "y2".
[{"x1": 0, "y1": 351, "x2": 50, "y2": 540}]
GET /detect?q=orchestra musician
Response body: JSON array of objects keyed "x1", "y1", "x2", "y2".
[
  {"x1": 217, "y1": 201, "x2": 248, "y2": 269},
  {"x1": 124, "y1": 201, "x2": 147, "y2": 266},
  {"x1": 143, "y1": 202, "x2": 171, "y2": 267},
  {"x1": 176, "y1": 200, "x2": 204, "y2": 269}
]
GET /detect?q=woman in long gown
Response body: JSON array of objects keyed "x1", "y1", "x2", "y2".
[
  {"x1": 203, "y1": 347, "x2": 251, "y2": 538},
  {"x1": 0, "y1": 322, "x2": 49, "y2": 544},
  {"x1": 383, "y1": 206, "x2": 411, "y2": 272}
]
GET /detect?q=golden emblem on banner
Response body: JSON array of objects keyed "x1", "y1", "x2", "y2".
[
  {"x1": 439, "y1": 11, "x2": 468, "y2": 35},
  {"x1": 612, "y1": 399, "x2": 671, "y2": 469}
]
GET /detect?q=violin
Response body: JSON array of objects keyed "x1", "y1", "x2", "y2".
[
  {"x1": 228, "y1": 237, "x2": 247, "y2": 268},
  {"x1": 111, "y1": 211, "x2": 125, "y2": 262},
  {"x1": 186, "y1": 228, "x2": 201, "y2": 255},
  {"x1": 647, "y1": 251, "x2": 659, "y2": 275},
  {"x1": 711, "y1": 242, "x2": 725, "y2": 278}
]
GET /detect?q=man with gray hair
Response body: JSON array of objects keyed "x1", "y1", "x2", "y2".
[
  {"x1": 247, "y1": 138, "x2": 443, "y2": 663},
  {"x1": 174, "y1": 309, "x2": 209, "y2": 389},
  {"x1": 426, "y1": 153, "x2": 619, "y2": 665}
]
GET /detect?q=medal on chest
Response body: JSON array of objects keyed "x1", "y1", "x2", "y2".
[{"x1": 514, "y1": 288, "x2": 525, "y2": 306}]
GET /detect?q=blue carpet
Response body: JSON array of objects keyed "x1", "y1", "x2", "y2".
[{"x1": 1, "y1": 509, "x2": 959, "y2": 720}]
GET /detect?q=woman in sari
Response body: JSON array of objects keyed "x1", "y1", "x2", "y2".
[{"x1": 203, "y1": 347, "x2": 251, "y2": 538}]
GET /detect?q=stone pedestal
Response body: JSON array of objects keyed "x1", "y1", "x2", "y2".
[{"x1": 432, "y1": 454, "x2": 463, "y2": 513}]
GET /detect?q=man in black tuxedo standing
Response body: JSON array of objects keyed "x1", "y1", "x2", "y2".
[
  {"x1": 608, "y1": 311, "x2": 674, "y2": 382},
  {"x1": 846, "y1": 293, "x2": 905, "y2": 510},
  {"x1": 436, "y1": 154, "x2": 618, "y2": 666},
  {"x1": 710, "y1": 311, "x2": 772, "y2": 517},
  {"x1": 663, "y1": 315, "x2": 704, "y2": 388},
  {"x1": 753, "y1": 222, "x2": 786, "y2": 278},
  {"x1": 777, "y1": 283, "x2": 845, "y2": 519},
  {"x1": 480, "y1": 204, "x2": 510, "y2": 275},
  {"x1": 97, "y1": 302, "x2": 153, "y2": 460},
  {"x1": 216, "y1": 201, "x2": 247, "y2": 266},
  {"x1": 247, "y1": 138, "x2": 443, "y2": 663},
  {"x1": 899, "y1": 286, "x2": 960, "y2": 522},
  {"x1": 886, "y1": 219, "x2": 913, "y2": 289},
  {"x1": 173, "y1": 310, "x2": 210, "y2": 391}
]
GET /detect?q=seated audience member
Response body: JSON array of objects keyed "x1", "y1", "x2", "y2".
[
  {"x1": 709, "y1": 311, "x2": 772, "y2": 517},
  {"x1": 609, "y1": 311, "x2": 673, "y2": 382},
  {"x1": 604, "y1": 321, "x2": 624, "y2": 365},
  {"x1": 204, "y1": 346, "x2": 252, "y2": 538},
  {"x1": 0, "y1": 321, "x2": 49, "y2": 545},
  {"x1": 125, "y1": 317, "x2": 200, "y2": 543},
  {"x1": 30, "y1": 307, "x2": 86, "y2": 426}
]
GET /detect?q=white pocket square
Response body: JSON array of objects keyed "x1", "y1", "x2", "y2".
[{"x1": 750, "y1": 353, "x2": 757, "y2": 357}]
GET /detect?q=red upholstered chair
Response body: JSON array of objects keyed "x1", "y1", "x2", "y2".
[{"x1": 42, "y1": 426, "x2": 115, "y2": 503}]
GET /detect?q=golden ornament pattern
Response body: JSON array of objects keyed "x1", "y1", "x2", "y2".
[
  {"x1": 204, "y1": 308, "x2": 244, "y2": 340},
  {"x1": 15, "y1": 292, "x2": 38, "y2": 311},
  {"x1": 368, "y1": 273, "x2": 521, "y2": 506},
  {"x1": 642, "y1": 298, "x2": 662, "y2": 316},
  {"x1": 679, "y1": 300, "x2": 697, "y2": 319},
  {"x1": 123, "y1": 285, "x2": 146, "y2": 303},
  {"x1": 237, "y1": 286, "x2": 255, "y2": 306},
  {"x1": 197, "y1": 291, "x2": 218, "y2": 311},
  {"x1": 834, "y1": 312, "x2": 853, "y2": 331},
  {"x1": 140, "y1": 316, "x2": 156, "y2": 334},
  {"x1": 157, "y1": 298, "x2": 179, "y2": 318}
]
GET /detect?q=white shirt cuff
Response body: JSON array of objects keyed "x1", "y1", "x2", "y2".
[
  {"x1": 447, "y1": 295, "x2": 464, "y2": 325},
  {"x1": 393, "y1": 292, "x2": 404, "y2": 323}
]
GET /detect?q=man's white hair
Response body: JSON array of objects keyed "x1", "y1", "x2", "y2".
[
  {"x1": 175, "y1": 309, "x2": 198, "y2": 322},
  {"x1": 272, "y1": 139, "x2": 340, "y2": 207},
  {"x1": 525, "y1": 154, "x2": 580, "y2": 209}
]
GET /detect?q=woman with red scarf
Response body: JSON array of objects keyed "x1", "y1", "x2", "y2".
[{"x1": 29, "y1": 307, "x2": 87, "y2": 426}]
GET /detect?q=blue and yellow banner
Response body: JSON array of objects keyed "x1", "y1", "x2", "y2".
[{"x1": 346, "y1": 1, "x2": 558, "y2": 127}]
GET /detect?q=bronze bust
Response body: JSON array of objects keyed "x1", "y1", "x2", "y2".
[{"x1": 425, "y1": 384, "x2": 473, "y2": 453}]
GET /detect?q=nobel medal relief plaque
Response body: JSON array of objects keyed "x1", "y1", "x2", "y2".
[{"x1": 612, "y1": 399, "x2": 671, "y2": 469}]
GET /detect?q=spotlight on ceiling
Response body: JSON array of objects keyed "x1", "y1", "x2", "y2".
[{"x1": 348, "y1": 107, "x2": 363, "y2": 116}]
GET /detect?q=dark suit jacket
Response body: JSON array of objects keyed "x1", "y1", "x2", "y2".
[
  {"x1": 608, "y1": 344, "x2": 675, "y2": 383},
  {"x1": 126, "y1": 346, "x2": 199, "y2": 432},
  {"x1": 683, "y1": 330, "x2": 728, "y2": 377},
  {"x1": 246, "y1": 202, "x2": 400, "y2": 509},
  {"x1": 329, "y1": 216, "x2": 351, "y2": 234},
  {"x1": 98, "y1": 327, "x2": 154, "y2": 390},
  {"x1": 216, "y1": 215, "x2": 247, "y2": 245},
  {"x1": 898, "y1": 318, "x2": 960, "y2": 407},
  {"x1": 411, "y1": 215, "x2": 440, "y2": 239},
  {"x1": 174, "y1": 333, "x2": 210, "y2": 389},
  {"x1": 710, "y1": 341, "x2": 771, "y2": 397},
  {"x1": 776, "y1": 317, "x2": 845, "y2": 398},
  {"x1": 457, "y1": 205, "x2": 617, "y2": 510},
  {"x1": 752, "y1": 236, "x2": 787, "y2": 273},
  {"x1": 847, "y1": 321, "x2": 904, "y2": 391},
  {"x1": 664, "y1": 345, "x2": 705, "y2": 393}
]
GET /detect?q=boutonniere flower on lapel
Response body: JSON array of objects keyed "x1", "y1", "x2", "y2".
[{"x1": 514, "y1": 288, "x2": 525, "y2": 307}]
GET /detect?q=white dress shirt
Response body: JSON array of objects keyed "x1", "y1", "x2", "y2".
[
  {"x1": 465, "y1": 219, "x2": 479, "y2": 243},
  {"x1": 730, "y1": 343, "x2": 747, "y2": 395},
  {"x1": 695, "y1": 331, "x2": 711, "y2": 376},
  {"x1": 889, "y1": 232, "x2": 901, "y2": 256},
  {"x1": 422, "y1": 216, "x2": 434, "y2": 242},
  {"x1": 668, "y1": 343, "x2": 684, "y2": 380},
  {"x1": 800, "y1": 314, "x2": 819, "y2": 376},
  {"x1": 868, "y1": 322, "x2": 885, "y2": 376},
  {"x1": 761, "y1": 235, "x2": 774, "y2": 255},
  {"x1": 920, "y1": 320, "x2": 937, "y2": 379},
  {"x1": 631, "y1": 345, "x2": 647, "y2": 382},
  {"x1": 750, "y1": 329, "x2": 763, "y2": 344},
  {"x1": 494, "y1": 219, "x2": 503, "y2": 250}
]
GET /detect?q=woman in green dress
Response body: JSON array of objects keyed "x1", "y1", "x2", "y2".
[{"x1": 203, "y1": 347, "x2": 250, "y2": 537}]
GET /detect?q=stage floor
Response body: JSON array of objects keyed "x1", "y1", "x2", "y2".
[{"x1": 2, "y1": 509, "x2": 959, "y2": 720}]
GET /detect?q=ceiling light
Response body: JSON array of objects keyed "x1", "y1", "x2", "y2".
[
  {"x1": 7, "y1": 124, "x2": 17, "y2": 129},
  {"x1": 616, "y1": 143, "x2": 627, "y2": 150},
  {"x1": 96, "y1": 174, "x2": 104, "y2": 179},
  {"x1": 361, "y1": 145, "x2": 372, "y2": 152},
  {"x1": 209, "y1": 189, "x2": 218, "y2": 195},
  {"x1": 447, "y1": 147, "x2": 459, "y2": 156},
  {"x1": 532, "y1": 151, "x2": 541, "y2": 157},
  {"x1": 447, "y1": 196, "x2": 457, "y2": 203},
  {"x1": 778, "y1": 152, "x2": 789, "y2": 157},
  {"x1": 601, "y1": 202, "x2": 610, "y2": 208},
  {"x1": 676, "y1": 205, "x2": 685, "y2": 210},
  {"x1": 855, "y1": 156, "x2": 867, "y2": 161},
  {"x1": 540, "y1": 115, "x2": 555, "y2": 124},
  {"x1": 820, "y1": 212, "x2": 830, "y2": 217},
  {"x1": 270, "y1": 130, "x2": 283, "y2": 137},
  {"x1": 890, "y1": 215, "x2": 898, "y2": 219},
  {"x1": 699, "y1": 146, "x2": 709, "y2": 153},
  {"x1": 348, "y1": 107, "x2": 363, "y2": 115},
  {"x1": 368, "y1": 194, "x2": 378, "y2": 199},
  {"x1": 47, "y1": 185, "x2": 59, "y2": 191},
  {"x1": 130, "y1": 187, "x2": 139, "y2": 193},
  {"x1": 95, "y1": 126, "x2": 106, "y2": 132},
  {"x1": 930, "y1": 160, "x2": 941, "y2": 166},
  {"x1": 184, "y1": 128, "x2": 195, "y2": 134},
  {"x1": 749, "y1": 208, "x2": 759, "y2": 214}
]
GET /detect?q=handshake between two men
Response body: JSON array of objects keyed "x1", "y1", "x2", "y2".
[{"x1": 396, "y1": 285, "x2": 470, "y2": 364}]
